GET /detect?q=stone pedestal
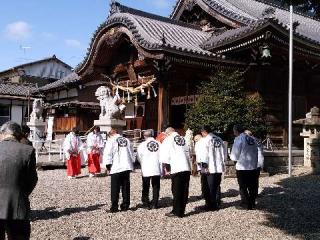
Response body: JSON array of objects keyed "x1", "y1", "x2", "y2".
[
  {"x1": 94, "y1": 118, "x2": 126, "y2": 133},
  {"x1": 27, "y1": 119, "x2": 46, "y2": 149},
  {"x1": 294, "y1": 106, "x2": 320, "y2": 174}
]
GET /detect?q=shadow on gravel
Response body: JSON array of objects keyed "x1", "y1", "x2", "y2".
[
  {"x1": 31, "y1": 204, "x2": 105, "y2": 221},
  {"x1": 258, "y1": 174, "x2": 320, "y2": 239},
  {"x1": 222, "y1": 189, "x2": 239, "y2": 198},
  {"x1": 73, "y1": 237, "x2": 90, "y2": 240}
]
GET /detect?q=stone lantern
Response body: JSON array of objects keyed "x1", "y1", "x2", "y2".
[{"x1": 294, "y1": 106, "x2": 320, "y2": 174}]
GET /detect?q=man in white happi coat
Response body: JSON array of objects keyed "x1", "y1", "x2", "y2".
[
  {"x1": 230, "y1": 125, "x2": 258, "y2": 210},
  {"x1": 160, "y1": 127, "x2": 191, "y2": 218},
  {"x1": 137, "y1": 130, "x2": 161, "y2": 209},
  {"x1": 87, "y1": 126, "x2": 104, "y2": 177},
  {"x1": 63, "y1": 128, "x2": 82, "y2": 179},
  {"x1": 245, "y1": 130, "x2": 264, "y2": 198},
  {"x1": 103, "y1": 128, "x2": 135, "y2": 213},
  {"x1": 199, "y1": 126, "x2": 226, "y2": 211}
]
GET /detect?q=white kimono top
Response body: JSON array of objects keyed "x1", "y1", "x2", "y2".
[
  {"x1": 63, "y1": 132, "x2": 82, "y2": 160},
  {"x1": 137, "y1": 137, "x2": 161, "y2": 177},
  {"x1": 200, "y1": 133, "x2": 226, "y2": 174},
  {"x1": 102, "y1": 134, "x2": 134, "y2": 174},
  {"x1": 160, "y1": 132, "x2": 191, "y2": 175},
  {"x1": 87, "y1": 132, "x2": 104, "y2": 154},
  {"x1": 230, "y1": 133, "x2": 258, "y2": 170}
]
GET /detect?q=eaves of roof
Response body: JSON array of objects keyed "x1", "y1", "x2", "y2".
[{"x1": 38, "y1": 72, "x2": 80, "y2": 92}]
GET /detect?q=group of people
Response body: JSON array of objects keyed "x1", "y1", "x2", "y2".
[
  {"x1": 63, "y1": 126, "x2": 104, "y2": 179},
  {"x1": 64, "y1": 123, "x2": 264, "y2": 218},
  {"x1": 0, "y1": 119, "x2": 264, "y2": 239}
]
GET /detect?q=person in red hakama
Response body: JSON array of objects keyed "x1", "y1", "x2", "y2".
[
  {"x1": 63, "y1": 128, "x2": 82, "y2": 179},
  {"x1": 87, "y1": 126, "x2": 104, "y2": 177}
]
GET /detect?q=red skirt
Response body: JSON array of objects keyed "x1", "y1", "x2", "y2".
[
  {"x1": 88, "y1": 153, "x2": 101, "y2": 174},
  {"x1": 67, "y1": 154, "x2": 81, "y2": 176}
]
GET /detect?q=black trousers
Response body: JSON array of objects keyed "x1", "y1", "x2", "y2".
[
  {"x1": 171, "y1": 171, "x2": 190, "y2": 217},
  {"x1": 253, "y1": 167, "x2": 261, "y2": 198},
  {"x1": 203, "y1": 173, "x2": 222, "y2": 209},
  {"x1": 111, "y1": 171, "x2": 130, "y2": 210},
  {"x1": 0, "y1": 220, "x2": 31, "y2": 240},
  {"x1": 200, "y1": 174, "x2": 206, "y2": 198},
  {"x1": 142, "y1": 176, "x2": 161, "y2": 207},
  {"x1": 236, "y1": 170, "x2": 257, "y2": 209}
]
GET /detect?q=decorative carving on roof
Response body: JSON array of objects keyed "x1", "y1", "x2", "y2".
[
  {"x1": 110, "y1": 1, "x2": 120, "y2": 15},
  {"x1": 262, "y1": 7, "x2": 276, "y2": 19},
  {"x1": 185, "y1": 0, "x2": 196, "y2": 11}
]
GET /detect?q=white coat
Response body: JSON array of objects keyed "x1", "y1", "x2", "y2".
[
  {"x1": 195, "y1": 137, "x2": 206, "y2": 171},
  {"x1": 200, "y1": 133, "x2": 226, "y2": 174},
  {"x1": 63, "y1": 132, "x2": 82, "y2": 160},
  {"x1": 102, "y1": 134, "x2": 135, "y2": 174},
  {"x1": 160, "y1": 132, "x2": 191, "y2": 175},
  {"x1": 230, "y1": 133, "x2": 258, "y2": 170},
  {"x1": 137, "y1": 137, "x2": 161, "y2": 177},
  {"x1": 87, "y1": 132, "x2": 104, "y2": 154}
]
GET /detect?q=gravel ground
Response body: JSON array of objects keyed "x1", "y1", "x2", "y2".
[{"x1": 29, "y1": 167, "x2": 320, "y2": 240}]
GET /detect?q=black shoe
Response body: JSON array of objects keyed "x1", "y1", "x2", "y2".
[
  {"x1": 165, "y1": 212, "x2": 177, "y2": 218},
  {"x1": 141, "y1": 203, "x2": 150, "y2": 209},
  {"x1": 150, "y1": 205, "x2": 159, "y2": 210},
  {"x1": 120, "y1": 207, "x2": 129, "y2": 212},
  {"x1": 108, "y1": 208, "x2": 119, "y2": 213}
]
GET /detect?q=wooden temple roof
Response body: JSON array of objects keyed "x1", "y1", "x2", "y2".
[
  {"x1": 172, "y1": 0, "x2": 320, "y2": 46},
  {"x1": 202, "y1": 18, "x2": 320, "y2": 55}
]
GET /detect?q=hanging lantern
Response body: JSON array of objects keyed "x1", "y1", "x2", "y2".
[
  {"x1": 140, "y1": 86, "x2": 146, "y2": 96},
  {"x1": 151, "y1": 86, "x2": 157, "y2": 97},
  {"x1": 260, "y1": 45, "x2": 271, "y2": 59},
  {"x1": 147, "y1": 87, "x2": 151, "y2": 99}
]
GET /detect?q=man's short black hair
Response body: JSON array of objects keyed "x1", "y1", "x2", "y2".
[
  {"x1": 21, "y1": 125, "x2": 30, "y2": 135},
  {"x1": 72, "y1": 127, "x2": 79, "y2": 135},
  {"x1": 200, "y1": 125, "x2": 211, "y2": 133},
  {"x1": 233, "y1": 124, "x2": 244, "y2": 133},
  {"x1": 93, "y1": 126, "x2": 100, "y2": 132}
]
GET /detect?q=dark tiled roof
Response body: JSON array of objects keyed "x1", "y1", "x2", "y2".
[
  {"x1": 172, "y1": 0, "x2": 320, "y2": 45},
  {"x1": 39, "y1": 72, "x2": 80, "y2": 91},
  {"x1": 76, "y1": 2, "x2": 218, "y2": 72},
  {"x1": 0, "y1": 83, "x2": 37, "y2": 97}
]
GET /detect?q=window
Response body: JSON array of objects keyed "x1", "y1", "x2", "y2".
[{"x1": 0, "y1": 104, "x2": 10, "y2": 126}]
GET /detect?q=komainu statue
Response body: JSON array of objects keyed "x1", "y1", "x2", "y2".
[
  {"x1": 30, "y1": 99, "x2": 44, "y2": 121},
  {"x1": 95, "y1": 86, "x2": 126, "y2": 120}
]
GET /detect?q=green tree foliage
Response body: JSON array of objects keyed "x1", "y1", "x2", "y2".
[{"x1": 185, "y1": 71, "x2": 268, "y2": 140}]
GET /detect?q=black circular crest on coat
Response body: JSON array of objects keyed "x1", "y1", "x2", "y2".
[
  {"x1": 245, "y1": 135, "x2": 255, "y2": 146},
  {"x1": 212, "y1": 138, "x2": 222, "y2": 148},
  {"x1": 117, "y1": 137, "x2": 128, "y2": 147},
  {"x1": 174, "y1": 135, "x2": 185, "y2": 146},
  {"x1": 147, "y1": 141, "x2": 159, "y2": 152}
]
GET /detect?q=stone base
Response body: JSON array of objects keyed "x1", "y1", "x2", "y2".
[
  {"x1": 94, "y1": 118, "x2": 126, "y2": 133},
  {"x1": 27, "y1": 120, "x2": 46, "y2": 149}
]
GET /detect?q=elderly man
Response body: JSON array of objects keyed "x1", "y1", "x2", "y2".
[
  {"x1": 0, "y1": 122, "x2": 38, "y2": 240},
  {"x1": 160, "y1": 127, "x2": 191, "y2": 218},
  {"x1": 230, "y1": 125, "x2": 258, "y2": 210},
  {"x1": 199, "y1": 126, "x2": 226, "y2": 211},
  {"x1": 137, "y1": 130, "x2": 161, "y2": 209},
  {"x1": 103, "y1": 128, "x2": 135, "y2": 213}
]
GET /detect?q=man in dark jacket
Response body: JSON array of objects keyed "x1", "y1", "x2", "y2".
[{"x1": 0, "y1": 121, "x2": 38, "y2": 240}]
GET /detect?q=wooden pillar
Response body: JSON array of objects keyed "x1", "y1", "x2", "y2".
[{"x1": 157, "y1": 82, "x2": 164, "y2": 134}]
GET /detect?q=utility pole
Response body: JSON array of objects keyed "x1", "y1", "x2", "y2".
[{"x1": 288, "y1": 2, "x2": 293, "y2": 177}]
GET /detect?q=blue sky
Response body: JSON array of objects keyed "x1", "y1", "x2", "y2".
[{"x1": 0, "y1": 0, "x2": 176, "y2": 71}]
